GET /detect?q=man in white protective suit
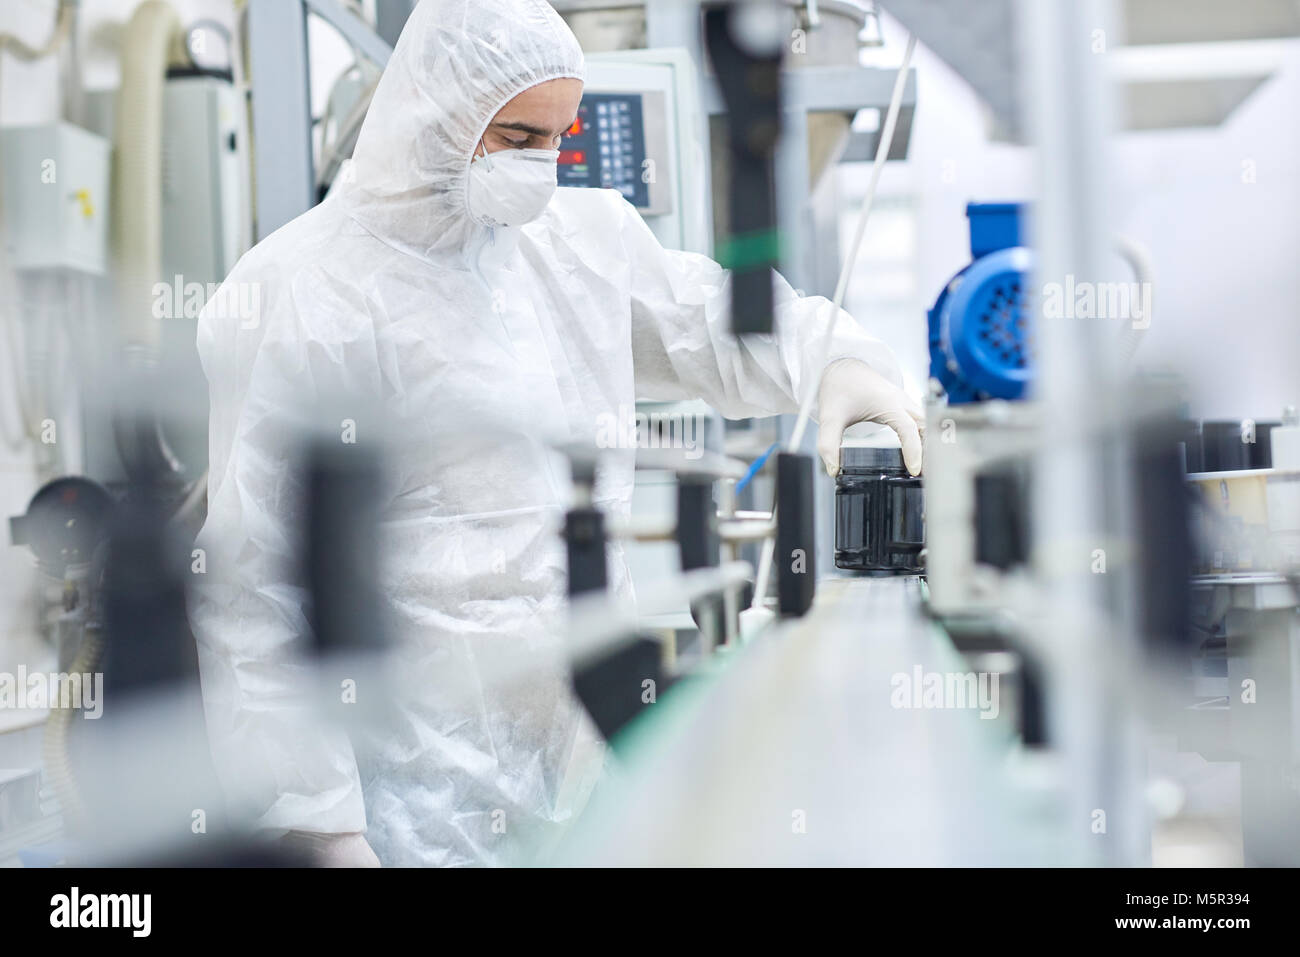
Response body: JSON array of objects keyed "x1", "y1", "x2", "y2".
[{"x1": 190, "y1": 0, "x2": 924, "y2": 866}]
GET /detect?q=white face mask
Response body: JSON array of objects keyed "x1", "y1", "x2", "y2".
[{"x1": 466, "y1": 143, "x2": 559, "y2": 228}]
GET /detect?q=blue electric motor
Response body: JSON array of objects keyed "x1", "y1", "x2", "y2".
[{"x1": 928, "y1": 202, "x2": 1035, "y2": 404}]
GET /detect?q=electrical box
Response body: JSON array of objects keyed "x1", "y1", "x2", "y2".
[
  {"x1": 160, "y1": 74, "x2": 248, "y2": 284},
  {"x1": 0, "y1": 123, "x2": 110, "y2": 275}
]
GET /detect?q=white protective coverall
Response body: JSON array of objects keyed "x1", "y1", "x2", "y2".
[{"x1": 191, "y1": 0, "x2": 907, "y2": 866}]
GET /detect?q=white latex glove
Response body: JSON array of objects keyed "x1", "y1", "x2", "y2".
[
  {"x1": 815, "y1": 358, "x2": 925, "y2": 478},
  {"x1": 283, "y1": 830, "x2": 381, "y2": 867}
]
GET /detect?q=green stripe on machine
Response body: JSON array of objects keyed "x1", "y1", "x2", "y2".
[{"x1": 715, "y1": 229, "x2": 783, "y2": 271}]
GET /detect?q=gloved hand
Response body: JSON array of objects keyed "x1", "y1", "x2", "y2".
[
  {"x1": 282, "y1": 830, "x2": 381, "y2": 867},
  {"x1": 815, "y1": 358, "x2": 924, "y2": 478}
]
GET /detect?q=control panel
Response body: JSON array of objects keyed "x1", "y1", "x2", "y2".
[{"x1": 560, "y1": 90, "x2": 671, "y2": 217}]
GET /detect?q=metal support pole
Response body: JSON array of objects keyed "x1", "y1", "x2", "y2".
[
  {"x1": 247, "y1": 0, "x2": 314, "y2": 242},
  {"x1": 775, "y1": 105, "x2": 811, "y2": 293},
  {"x1": 1020, "y1": 0, "x2": 1147, "y2": 865},
  {"x1": 374, "y1": 0, "x2": 416, "y2": 47},
  {"x1": 248, "y1": 0, "x2": 392, "y2": 242},
  {"x1": 306, "y1": 0, "x2": 395, "y2": 67}
]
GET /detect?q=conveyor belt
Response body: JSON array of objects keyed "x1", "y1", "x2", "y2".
[{"x1": 560, "y1": 576, "x2": 1070, "y2": 865}]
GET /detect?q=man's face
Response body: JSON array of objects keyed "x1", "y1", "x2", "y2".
[{"x1": 479, "y1": 78, "x2": 584, "y2": 155}]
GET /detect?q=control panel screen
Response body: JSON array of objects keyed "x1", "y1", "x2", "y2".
[{"x1": 558, "y1": 92, "x2": 649, "y2": 208}]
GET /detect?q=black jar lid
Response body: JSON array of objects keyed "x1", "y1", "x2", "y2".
[{"x1": 839, "y1": 444, "x2": 906, "y2": 474}]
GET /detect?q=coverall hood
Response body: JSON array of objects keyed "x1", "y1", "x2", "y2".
[{"x1": 339, "y1": 0, "x2": 585, "y2": 260}]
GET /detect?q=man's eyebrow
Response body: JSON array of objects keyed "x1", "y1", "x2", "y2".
[{"x1": 491, "y1": 120, "x2": 554, "y2": 137}]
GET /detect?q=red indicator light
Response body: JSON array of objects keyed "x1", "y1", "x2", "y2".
[
  {"x1": 559, "y1": 150, "x2": 586, "y2": 165},
  {"x1": 566, "y1": 118, "x2": 583, "y2": 136}
]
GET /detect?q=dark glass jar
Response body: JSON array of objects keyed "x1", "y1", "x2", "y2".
[{"x1": 834, "y1": 446, "x2": 925, "y2": 573}]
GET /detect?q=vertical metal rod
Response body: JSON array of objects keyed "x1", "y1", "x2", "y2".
[
  {"x1": 374, "y1": 0, "x2": 415, "y2": 47},
  {"x1": 1021, "y1": 0, "x2": 1147, "y2": 865},
  {"x1": 247, "y1": 0, "x2": 314, "y2": 241},
  {"x1": 775, "y1": 106, "x2": 811, "y2": 293},
  {"x1": 718, "y1": 478, "x2": 739, "y2": 646}
]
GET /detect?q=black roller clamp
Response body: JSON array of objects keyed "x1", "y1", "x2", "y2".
[
  {"x1": 704, "y1": 1, "x2": 782, "y2": 337},
  {"x1": 564, "y1": 507, "x2": 608, "y2": 597},
  {"x1": 776, "y1": 452, "x2": 817, "y2": 617},
  {"x1": 566, "y1": 487, "x2": 662, "y2": 741},
  {"x1": 677, "y1": 477, "x2": 719, "y2": 573},
  {"x1": 677, "y1": 476, "x2": 724, "y2": 646},
  {"x1": 973, "y1": 467, "x2": 1028, "y2": 572},
  {"x1": 101, "y1": 496, "x2": 200, "y2": 696},
  {"x1": 304, "y1": 440, "x2": 390, "y2": 658},
  {"x1": 571, "y1": 637, "x2": 664, "y2": 743}
]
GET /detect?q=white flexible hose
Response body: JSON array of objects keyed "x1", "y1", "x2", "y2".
[
  {"x1": 750, "y1": 502, "x2": 778, "y2": 611},
  {"x1": 170, "y1": 470, "x2": 209, "y2": 525},
  {"x1": 751, "y1": 33, "x2": 916, "y2": 610},
  {"x1": 112, "y1": 0, "x2": 182, "y2": 353},
  {"x1": 0, "y1": 0, "x2": 75, "y2": 61},
  {"x1": 0, "y1": 255, "x2": 34, "y2": 450},
  {"x1": 1113, "y1": 234, "x2": 1153, "y2": 364}
]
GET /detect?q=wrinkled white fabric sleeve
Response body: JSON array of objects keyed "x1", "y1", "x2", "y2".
[
  {"x1": 619, "y1": 195, "x2": 904, "y2": 419},
  {"x1": 190, "y1": 268, "x2": 370, "y2": 836}
]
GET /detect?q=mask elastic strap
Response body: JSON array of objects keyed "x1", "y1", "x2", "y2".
[{"x1": 471, "y1": 137, "x2": 498, "y2": 244}]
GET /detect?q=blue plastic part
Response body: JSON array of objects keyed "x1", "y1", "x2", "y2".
[
  {"x1": 736, "y1": 442, "x2": 779, "y2": 494},
  {"x1": 966, "y1": 202, "x2": 1024, "y2": 258},
  {"x1": 928, "y1": 202, "x2": 1035, "y2": 404},
  {"x1": 947, "y1": 246, "x2": 1035, "y2": 399}
]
